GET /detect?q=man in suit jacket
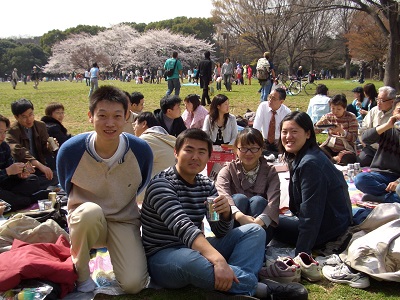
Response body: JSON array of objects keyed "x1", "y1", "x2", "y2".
[{"x1": 196, "y1": 51, "x2": 213, "y2": 106}]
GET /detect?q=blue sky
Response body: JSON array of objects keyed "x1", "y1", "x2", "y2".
[{"x1": 1, "y1": 0, "x2": 213, "y2": 38}]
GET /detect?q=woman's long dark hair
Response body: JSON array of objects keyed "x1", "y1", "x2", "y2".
[
  {"x1": 184, "y1": 94, "x2": 201, "y2": 111},
  {"x1": 209, "y1": 94, "x2": 229, "y2": 129},
  {"x1": 363, "y1": 83, "x2": 378, "y2": 107},
  {"x1": 278, "y1": 111, "x2": 318, "y2": 163}
]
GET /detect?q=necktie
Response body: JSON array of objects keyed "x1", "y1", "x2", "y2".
[{"x1": 267, "y1": 110, "x2": 277, "y2": 144}]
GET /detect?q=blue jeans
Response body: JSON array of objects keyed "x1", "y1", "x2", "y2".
[
  {"x1": 88, "y1": 78, "x2": 98, "y2": 97},
  {"x1": 354, "y1": 172, "x2": 400, "y2": 203},
  {"x1": 233, "y1": 194, "x2": 267, "y2": 217},
  {"x1": 233, "y1": 194, "x2": 274, "y2": 245},
  {"x1": 260, "y1": 80, "x2": 272, "y2": 101},
  {"x1": 223, "y1": 74, "x2": 232, "y2": 91},
  {"x1": 216, "y1": 81, "x2": 222, "y2": 91},
  {"x1": 275, "y1": 214, "x2": 349, "y2": 255},
  {"x1": 147, "y1": 224, "x2": 265, "y2": 296},
  {"x1": 166, "y1": 78, "x2": 181, "y2": 96}
]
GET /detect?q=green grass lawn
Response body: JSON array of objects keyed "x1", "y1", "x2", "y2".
[{"x1": 2, "y1": 78, "x2": 399, "y2": 300}]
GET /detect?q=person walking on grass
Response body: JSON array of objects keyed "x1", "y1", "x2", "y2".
[
  {"x1": 196, "y1": 51, "x2": 213, "y2": 106},
  {"x1": 31, "y1": 66, "x2": 40, "y2": 89},
  {"x1": 221, "y1": 58, "x2": 234, "y2": 92},
  {"x1": 11, "y1": 68, "x2": 19, "y2": 90},
  {"x1": 88, "y1": 62, "x2": 100, "y2": 97},
  {"x1": 164, "y1": 51, "x2": 183, "y2": 96}
]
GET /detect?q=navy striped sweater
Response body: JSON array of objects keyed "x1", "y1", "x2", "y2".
[{"x1": 141, "y1": 166, "x2": 233, "y2": 257}]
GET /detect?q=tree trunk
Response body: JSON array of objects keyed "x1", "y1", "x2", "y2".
[
  {"x1": 344, "y1": 44, "x2": 351, "y2": 80},
  {"x1": 378, "y1": 62, "x2": 384, "y2": 81},
  {"x1": 384, "y1": 3, "x2": 400, "y2": 90}
]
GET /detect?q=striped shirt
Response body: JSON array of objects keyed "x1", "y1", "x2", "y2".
[
  {"x1": 141, "y1": 166, "x2": 233, "y2": 257},
  {"x1": 316, "y1": 111, "x2": 358, "y2": 152}
]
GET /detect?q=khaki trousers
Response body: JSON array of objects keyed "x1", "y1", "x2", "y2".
[{"x1": 68, "y1": 202, "x2": 149, "y2": 293}]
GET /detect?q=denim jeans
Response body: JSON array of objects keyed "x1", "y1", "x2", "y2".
[
  {"x1": 232, "y1": 194, "x2": 267, "y2": 219},
  {"x1": 88, "y1": 78, "x2": 98, "y2": 97},
  {"x1": 166, "y1": 78, "x2": 181, "y2": 96},
  {"x1": 232, "y1": 194, "x2": 275, "y2": 244},
  {"x1": 354, "y1": 172, "x2": 400, "y2": 203},
  {"x1": 223, "y1": 74, "x2": 232, "y2": 91},
  {"x1": 147, "y1": 224, "x2": 265, "y2": 296},
  {"x1": 260, "y1": 80, "x2": 272, "y2": 101},
  {"x1": 274, "y1": 214, "x2": 349, "y2": 255}
]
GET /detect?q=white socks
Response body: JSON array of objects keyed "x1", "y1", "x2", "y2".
[{"x1": 77, "y1": 277, "x2": 96, "y2": 293}]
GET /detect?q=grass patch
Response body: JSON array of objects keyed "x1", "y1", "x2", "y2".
[{"x1": 2, "y1": 79, "x2": 398, "y2": 299}]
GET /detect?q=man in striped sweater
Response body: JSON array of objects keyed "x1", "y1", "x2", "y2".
[{"x1": 141, "y1": 128, "x2": 308, "y2": 299}]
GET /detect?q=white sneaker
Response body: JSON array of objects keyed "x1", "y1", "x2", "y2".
[
  {"x1": 315, "y1": 254, "x2": 342, "y2": 267},
  {"x1": 322, "y1": 263, "x2": 370, "y2": 289},
  {"x1": 293, "y1": 252, "x2": 322, "y2": 282}
]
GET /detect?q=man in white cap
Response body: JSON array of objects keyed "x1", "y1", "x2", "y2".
[{"x1": 31, "y1": 66, "x2": 40, "y2": 89}]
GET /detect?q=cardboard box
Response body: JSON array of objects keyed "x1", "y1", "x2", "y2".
[{"x1": 207, "y1": 151, "x2": 236, "y2": 181}]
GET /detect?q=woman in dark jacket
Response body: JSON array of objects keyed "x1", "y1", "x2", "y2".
[
  {"x1": 275, "y1": 111, "x2": 352, "y2": 256},
  {"x1": 41, "y1": 102, "x2": 72, "y2": 146},
  {"x1": 41, "y1": 102, "x2": 72, "y2": 170}
]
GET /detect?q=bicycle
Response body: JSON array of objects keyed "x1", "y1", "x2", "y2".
[
  {"x1": 275, "y1": 73, "x2": 291, "y2": 91},
  {"x1": 287, "y1": 75, "x2": 317, "y2": 96}
]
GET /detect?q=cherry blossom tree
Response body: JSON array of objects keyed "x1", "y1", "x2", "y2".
[
  {"x1": 44, "y1": 25, "x2": 214, "y2": 75},
  {"x1": 125, "y1": 29, "x2": 214, "y2": 69}
]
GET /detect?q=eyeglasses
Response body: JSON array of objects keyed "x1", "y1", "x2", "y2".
[
  {"x1": 19, "y1": 112, "x2": 34, "y2": 121},
  {"x1": 237, "y1": 147, "x2": 261, "y2": 153},
  {"x1": 268, "y1": 95, "x2": 280, "y2": 101},
  {"x1": 377, "y1": 98, "x2": 393, "y2": 103}
]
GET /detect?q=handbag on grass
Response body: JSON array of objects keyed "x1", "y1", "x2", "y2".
[{"x1": 23, "y1": 197, "x2": 68, "y2": 232}]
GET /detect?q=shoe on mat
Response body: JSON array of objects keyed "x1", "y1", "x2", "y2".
[
  {"x1": 260, "y1": 260, "x2": 301, "y2": 283},
  {"x1": 361, "y1": 193, "x2": 385, "y2": 203},
  {"x1": 315, "y1": 254, "x2": 342, "y2": 267},
  {"x1": 322, "y1": 263, "x2": 370, "y2": 289},
  {"x1": 259, "y1": 278, "x2": 308, "y2": 300},
  {"x1": 293, "y1": 252, "x2": 322, "y2": 282}
]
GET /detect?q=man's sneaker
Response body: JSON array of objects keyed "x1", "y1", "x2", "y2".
[
  {"x1": 322, "y1": 263, "x2": 370, "y2": 289},
  {"x1": 277, "y1": 256, "x2": 301, "y2": 269},
  {"x1": 259, "y1": 260, "x2": 301, "y2": 283},
  {"x1": 293, "y1": 252, "x2": 322, "y2": 282},
  {"x1": 315, "y1": 254, "x2": 342, "y2": 267},
  {"x1": 277, "y1": 256, "x2": 302, "y2": 281},
  {"x1": 259, "y1": 279, "x2": 308, "y2": 300}
]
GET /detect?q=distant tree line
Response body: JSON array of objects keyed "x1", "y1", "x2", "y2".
[{"x1": 1, "y1": 1, "x2": 398, "y2": 89}]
